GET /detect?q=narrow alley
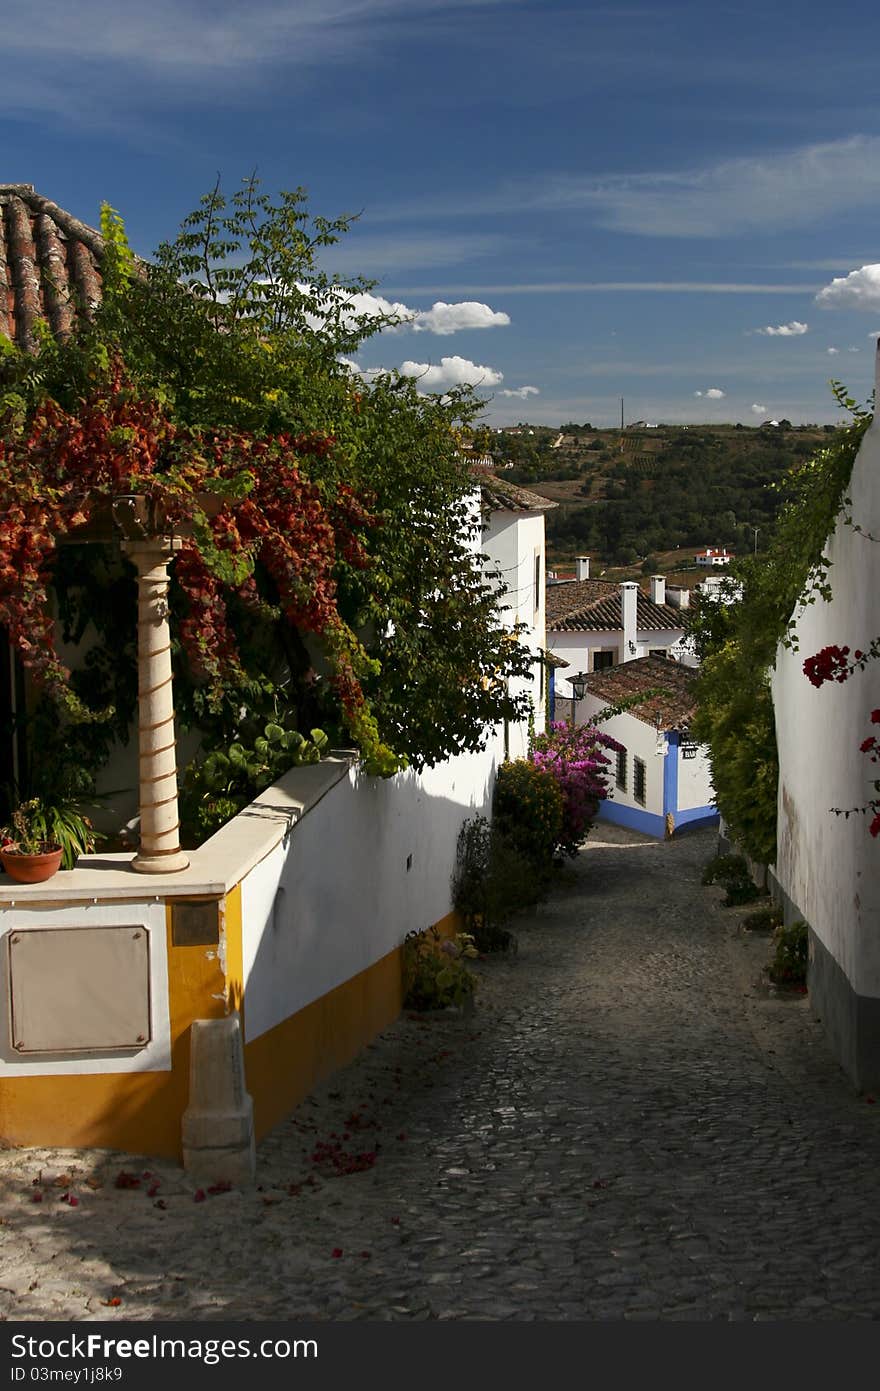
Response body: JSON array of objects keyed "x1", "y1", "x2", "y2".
[{"x1": 2, "y1": 824, "x2": 879, "y2": 1322}]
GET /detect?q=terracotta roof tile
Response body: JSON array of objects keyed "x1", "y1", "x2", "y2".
[
  {"x1": 546, "y1": 579, "x2": 684, "y2": 633},
  {"x1": 477, "y1": 472, "x2": 558, "y2": 513},
  {"x1": 545, "y1": 578, "x2": 617, "y2": 623},
  {"x1": 0, "y1": 184, "x2": 106, "y2": 352},
  {"x1": 581, "y1": 655, "x2": 698, "y2": 729}
]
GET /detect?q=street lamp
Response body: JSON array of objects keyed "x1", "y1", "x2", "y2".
[
  {"x1": 568, "y1": 671, "x2": 588, "y2": 726},
  {"x1": 752, "y1": 527, "x2": 759, "y2": 556}
]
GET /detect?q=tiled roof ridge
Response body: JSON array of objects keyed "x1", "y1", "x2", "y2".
[
  {"x1": 0, "y1": 184, "x2": 106, "y2": 352},
  {"x1": 477, "y1": 471, "x2": 558, "y2": 512},
  {"x1": 547, "y1": 581, "x2": 683, "y2": 632}
]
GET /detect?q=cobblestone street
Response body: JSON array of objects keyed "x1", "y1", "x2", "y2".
[{"x1": 2, "y1": 823, "x2": 880, "y2": 1322}]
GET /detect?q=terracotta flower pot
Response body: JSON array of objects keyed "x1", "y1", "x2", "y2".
[{"x1": 0, "y1": 846, "x2": 63, "y2": 884}]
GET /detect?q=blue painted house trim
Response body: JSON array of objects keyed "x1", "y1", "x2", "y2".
[
  {"x1": 663, "y1": 731, "x2": 679, "y2": 817},
  {"x1": 598, "y1": 797, "x2": 666, "y2": 838}
]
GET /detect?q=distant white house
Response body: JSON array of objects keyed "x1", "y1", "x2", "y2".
[
  {"x1": 694, "y1": 547, "x2": 735, "y2": 567},
  {"x1": 576, "y1": 656, "x2": 717, "y2": 839}
]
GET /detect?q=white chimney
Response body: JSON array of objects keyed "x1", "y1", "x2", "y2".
[
  {"x1": 575, "y1": 555, "x2": 590, "y2": 581},
  {"x1": 666, "y1": 586, "x2": 690, "y2": 610},
  {"x1": 649, "y1": 574, "x2": 666, "y2": 606},
  {"x1": 620, "y1": 582, "x2": 638, "y2": 662}
]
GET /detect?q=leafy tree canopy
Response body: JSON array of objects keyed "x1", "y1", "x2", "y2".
[{"x1": 0, "y1": 178, "x2": 534, "y2": 784}]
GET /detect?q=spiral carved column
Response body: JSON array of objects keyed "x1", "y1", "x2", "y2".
[{"x1": 124, "y1": 537, "x2": 190, "y2": 874}]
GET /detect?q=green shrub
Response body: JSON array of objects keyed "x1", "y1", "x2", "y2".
[
  {"x1": 701, "y1": 852, "x2": 763, "y2": 906},
  {"x1": 742, "y1": 905, "x2": 782, "y2": 934},
  {"x1": 766, "y1": 919, "x2": 808, "y2": 988},
  {"x1": 451, "y1": 815, "x2": 538, "y2": 952},
  {"x1": 492, "y1": 758, "x2": 563, "y2": 875},
  {"x1": 701, "y1": 853, "x2": 748, "y2": 885},
  {"x1": 402, "y1": 927, "x2": 478, "y2": 1011}
]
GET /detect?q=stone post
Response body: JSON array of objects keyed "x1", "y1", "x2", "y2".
[{"x1": 124, "y1": 538, "x2": 189, "y2": 874}]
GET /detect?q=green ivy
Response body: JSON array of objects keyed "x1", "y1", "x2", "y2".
[{"x1": 690, "y1": 390, "x2": 871, "y2": 864}]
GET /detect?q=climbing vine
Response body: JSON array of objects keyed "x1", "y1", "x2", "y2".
[{"x1": 690, "y1": 386, "x2": 871, "y2": 863}]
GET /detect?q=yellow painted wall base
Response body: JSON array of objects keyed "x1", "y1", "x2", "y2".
[
  {"x1": 0, "y1": 907, "x2": 460, "y2": 1159},
  {"x1": 243, "y1": 946, "x2": 403, "y2": 1141}
]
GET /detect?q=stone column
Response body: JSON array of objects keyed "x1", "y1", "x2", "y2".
[{"x1": 124, "y1": 538, "x2": 190, "y2": 874}]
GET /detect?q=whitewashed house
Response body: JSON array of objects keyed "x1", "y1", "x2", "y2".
[
  {"x1": 770, "y1": 346, "x2": 880, "y2": 1092},
  {"x1": 479, "y1": 472, "x2": 556, "y2": 750},
  {"x1": 575, "y1": 656, "x2": 718, "y2": 839},
  {"x1": 547, "y1": 558, "x2": 685, "y2": 717}
]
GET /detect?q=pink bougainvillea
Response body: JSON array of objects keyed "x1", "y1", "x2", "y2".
[{"x1": 530, "y1": 720, "x2": 623, "y2": 857}]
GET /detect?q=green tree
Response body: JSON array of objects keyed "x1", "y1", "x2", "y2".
[{"x1": 1, "y1": 179, "x2": 534, "y2": 777}]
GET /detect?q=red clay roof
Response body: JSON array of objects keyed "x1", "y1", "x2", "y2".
[
  {"x1": 0, "y1": 184, "x2": 106, "y2": 352},
  {"x1": 546, "y1": 578, "x2": 683, "y2": 633},
  {"x1": 477, "y1": 472, "x2": 557, "y2": 513},
  {"x1": 581, "y1": 654, "x2": 698, "y2": 729}
]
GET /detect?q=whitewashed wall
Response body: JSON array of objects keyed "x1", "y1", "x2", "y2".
[
  {"x1": 482, "y1": 507, "x2": 547, "y2": 747},
  {"x1": 546, "y1": 626, "x2": 682, "y2": 676},
  {"x1": 239, "y1": 731, "x2": 507, "y2": 1043},
  {"x1": 771, "y1": 374, "x2": 880, "y2": 1007},
  {"x1": 677, "y1": 743, "x2": 715, "y2": 811},
  {"x1": 577, "y1": 695, "x2": 664, "y2": 817}
]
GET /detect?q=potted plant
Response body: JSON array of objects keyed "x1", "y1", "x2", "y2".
[{"x1": 0, "y1": 798, "x2": 97, "y2": 884}]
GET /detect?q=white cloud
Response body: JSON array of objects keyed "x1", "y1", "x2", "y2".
[
  {"x1": 694, "y1": 388, "x2": 726, "y2": 399},
  {"x1": 500, "y1": 385, "x2": 540, "y2": 399},
  {"x1": 411, "y1": 301, "x2": 510, "y2": 335},
  {"x1": 847, "y1": 345, "x2": 861, "y2": 353},
  {"x1": 756, "y1": 321, "x2": 808, "y2": 336},
  {"x1": 303, "y1": 287, "x2": 509, "y2": 337},
  {"x1": 398, "y1": 356, "x2": 504, "y2": 390},
  {"x1": 751, "y1": 404, "x2": 767, "y2": 415},
  {"x1": 827, "y1": 347, "x2": 840, "y2": 355},
  {"x1": 816, "y1": 264, "x2": 880, "y2": 311}
]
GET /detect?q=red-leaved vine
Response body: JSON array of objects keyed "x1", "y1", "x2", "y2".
[
  {"x1": 0, "y1": 363, "x2": 397, "y2": 770},
  {"x1": 802, "y1": 643, "x2": 880, "y2": 837}
]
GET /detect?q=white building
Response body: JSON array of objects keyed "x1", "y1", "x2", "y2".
[
  {"x1": 575, "y1": 656, "x2": 717, "y2": 839},
  {"x1": 770, "y1": 345, "x2": 880, "y2": 1092},
  {"x1": 695, "y1": 547, "x2": 734, "y2": 567},
  {"x1": 546, "y1": 558, "x2": 685, "y2": 716},
  {"x1": 479, "y1": 473, "x2": 556, "y2": 748}
]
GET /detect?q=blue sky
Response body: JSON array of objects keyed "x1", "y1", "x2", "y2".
[{"x1": 5, "y1": 0, "x2": 880, "y2": 425}]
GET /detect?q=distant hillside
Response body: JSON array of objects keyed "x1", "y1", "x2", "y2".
[{"x1": 489, "y1": 421, "x2": 836, "y2": 565}]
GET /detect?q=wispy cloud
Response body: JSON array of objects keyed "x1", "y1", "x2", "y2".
[
  {"x1": 381, "y1": 135, "x2": 880, "y2": 239},
  {"x1": 816, "y1": 264, "x2": 880, "y2": 311},
  {"x1": 500, "y1": 385, "x2": 540, "y2": 399},
  {"x1": 827, "y1": 347, "x2": 840, "y2": 355},
  {"x1": 382, "y1": 281, "x2": 813, "y2": 297},
  {"x1": 2, "y1": 1, "x2": 516, "y2": 79},
  {"x1": 755, "y1": 321, "x2": 809, "y2": 336},
  {"x1": 694, "y1": 388, "x2": 726, "y2": 399},
  {"x1": 751, "y1": 404, "x2": 767, "y2": 415}
]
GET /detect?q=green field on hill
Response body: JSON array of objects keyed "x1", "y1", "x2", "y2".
[{"x1": 490, "y1": 420, "x2": 835, "y2": 566}]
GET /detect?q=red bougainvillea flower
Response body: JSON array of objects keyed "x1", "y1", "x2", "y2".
[{"x1": 803, "y1": 645, "x2": 851, "y2": 688}]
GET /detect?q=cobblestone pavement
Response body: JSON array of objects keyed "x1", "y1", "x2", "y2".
[{"x1": 3, "y1": 823, "x2": 880, "y2": 1322}]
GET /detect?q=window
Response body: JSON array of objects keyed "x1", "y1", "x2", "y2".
[
  {"x1": 615, "y1": 748, "x2": 627, "y2": 792},
  {"x1": 534, "y1": 552, "x2": 542, "y2": 614},
  {"x1": 633, "y1": 757, "x2": 646, "y2": 806},
  {"x1": 593, "y1": 650, "x2": 615, "y2": 672},
  {"x1": 649, "y1": 648, "x2": 667, "y2": 659}
]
